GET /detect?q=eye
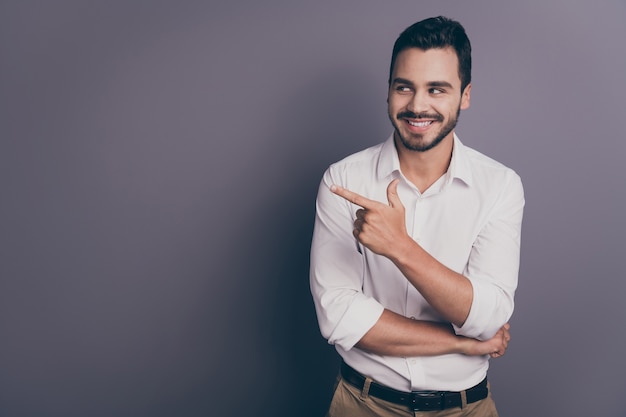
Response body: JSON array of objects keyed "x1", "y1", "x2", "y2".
[
  {"x1": 429, "y1": 88, "x2": 444, "y2": 95},
  {"x1": 395, "y1": 86, "x2": 412, "y2": 93}
]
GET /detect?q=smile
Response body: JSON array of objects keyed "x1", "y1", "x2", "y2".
[{"x1": 407, "y1": 120, "x2": 434, "y2": 127}]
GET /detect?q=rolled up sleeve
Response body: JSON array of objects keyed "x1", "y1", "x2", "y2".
[
  {"x1": 309, "y1": 168, "x2": 384, "y2": 351},
  {"x1": 454, "y1": 172, "x2": 525, "y2": 340}
]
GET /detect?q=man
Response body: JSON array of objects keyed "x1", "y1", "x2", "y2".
[{"x1": 310, "y1": 16, "x2": 524, "y2": 416}]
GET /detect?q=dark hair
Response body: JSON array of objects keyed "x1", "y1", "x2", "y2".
[{"x1": 389, "y1": 16, "x2": 472, "y2": 91}]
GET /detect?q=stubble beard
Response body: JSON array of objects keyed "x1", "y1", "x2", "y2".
[{"x1": 390, "y1": 105, "x2": 461, "y2": 153}]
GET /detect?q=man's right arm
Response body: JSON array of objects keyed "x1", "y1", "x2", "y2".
[{"x1": 357, "y1": 309, "x2": 510, "y2": 358}]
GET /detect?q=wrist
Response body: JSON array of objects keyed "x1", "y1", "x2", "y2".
[
  {"x1": 455, "y1": 336, "x2": 474, "y2": 355},
  {"x1": 390, "y1": 234, "x2": 419, "y2": 265}
]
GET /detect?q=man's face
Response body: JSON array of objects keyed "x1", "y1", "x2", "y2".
[{"x1": 388, "y1": 47, "x2": 471, "y2": 153}]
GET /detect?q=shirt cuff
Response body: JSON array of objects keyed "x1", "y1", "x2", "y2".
[
  {"x1": 328, "y1": 296, "x2": 385, "y2": 351},
  {"x1": 452, "y1": 279, "x2": 499, "y2": 340}
]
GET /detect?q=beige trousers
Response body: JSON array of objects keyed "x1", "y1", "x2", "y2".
[{"x1": 326, "y1": 375, "x2": 499, "y2": 417}]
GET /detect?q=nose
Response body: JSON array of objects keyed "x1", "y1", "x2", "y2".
[{"x1": 407, "y1": 90, "x2": 430, "y2": 114}]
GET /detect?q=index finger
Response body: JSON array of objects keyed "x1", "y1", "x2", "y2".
[{"x1": 330, "y1": 184, "x2": 377, "y2": 209}]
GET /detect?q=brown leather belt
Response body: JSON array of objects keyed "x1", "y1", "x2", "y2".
[{"x1": 341, "y1": 362, "x2": 489, "y2": 412}]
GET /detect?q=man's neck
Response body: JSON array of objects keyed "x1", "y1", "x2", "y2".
[{"x1": 395, "y1": 134, "x2": 454, "y2": 193}]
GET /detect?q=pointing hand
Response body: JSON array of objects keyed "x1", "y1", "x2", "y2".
[{"x1": 331, "y1": 179, "x2": 411, "y2": 257}]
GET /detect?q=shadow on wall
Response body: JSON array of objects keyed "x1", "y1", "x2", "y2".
[{"x1": 208, "y1": 67, "x2": 386, "y2": 417}]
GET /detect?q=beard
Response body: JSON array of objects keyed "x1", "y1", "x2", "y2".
[{"x1": 390, "y1": 105, "x2": 461, "y2": 153}]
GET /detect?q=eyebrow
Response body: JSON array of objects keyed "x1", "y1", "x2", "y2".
[
  {"x1": 391, "y1": 78, "x2": 454, "y2": 89},
  {"x1": 427, "y1": 81, "x2": 454, "y2": 89},
  {"x1": 391, "y1": 77, "x2": 414, "y2": 86}
]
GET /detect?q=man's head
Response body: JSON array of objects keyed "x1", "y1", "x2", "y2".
[
  {"x1": 389, "y1": 16, "x2": 471, "y2": 92},
  {"x1": 387, "y1": 17, "x2": 472, "y2": 153}
]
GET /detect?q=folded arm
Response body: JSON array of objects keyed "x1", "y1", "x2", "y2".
[
  {"x1": 310, "y1": 171, "x2": 514, "y2": 356},
  {"x1": 357, "y1": 309, "x2": 509, "y2": 358},
  {"x1": 330, "y1": 173, "x2": 524, "y2": 340}
]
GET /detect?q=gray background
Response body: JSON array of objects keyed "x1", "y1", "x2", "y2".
[{"x1": 1, "y1": 1, "x2": 625, "y2": 416}]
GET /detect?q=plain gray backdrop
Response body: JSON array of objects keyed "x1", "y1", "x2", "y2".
[{"x1": 1, "y1": 1, "x2": 625, "y2": 416}]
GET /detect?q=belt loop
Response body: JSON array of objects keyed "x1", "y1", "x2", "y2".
[
  {"x1": 359, "y1": 377, "x2": 373, "y2": 400},
  {"x1": 460, "y1": 389, "x2": 467, "y2": 409}
]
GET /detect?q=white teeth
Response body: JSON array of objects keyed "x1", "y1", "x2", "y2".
[{"x1": 408, "y1": 120, "x2": 432, "y2": 127}]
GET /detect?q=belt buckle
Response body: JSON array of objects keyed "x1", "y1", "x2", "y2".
[{"x1": 410, "y1": 391, "x2": 444, "y2": 411}]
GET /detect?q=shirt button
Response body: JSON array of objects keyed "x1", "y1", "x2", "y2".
[
  {"x1": 410, "y1": 316, "x2": 416, "y2": 320},
  {"x1": 410, "y1": 359, "x2": 417, "y2": 365}
]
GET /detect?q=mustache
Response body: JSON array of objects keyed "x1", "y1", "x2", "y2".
[{"x1": 397, "y1": 111, "x2": 443, "y2": 121}]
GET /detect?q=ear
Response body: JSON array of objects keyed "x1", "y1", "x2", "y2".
[{"x1": 460, "y1": 83, "x2": 471, "y2": 110}]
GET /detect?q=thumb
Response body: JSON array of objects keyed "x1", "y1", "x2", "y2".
[{"x1": 386, "y1": 179, "x2": 403, "y2": 208}]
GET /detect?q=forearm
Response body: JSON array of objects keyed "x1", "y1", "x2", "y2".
[
  {"x1": 356, "y1": 309, "x2": 473, "y2": 357},
  {"x1": 390, "y1": 238, "x2": 473, "y2": 327}
]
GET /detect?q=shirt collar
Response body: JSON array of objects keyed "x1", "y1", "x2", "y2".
[
  {"x1": 447, "y1": 134, "x2": 474, "y2": 187},
  {"x1": 376, "y1": 133, "x2": 474, "y2": 187},
  {"x1": 376, "y1": 133, "x2": 401, "y2": 180}
]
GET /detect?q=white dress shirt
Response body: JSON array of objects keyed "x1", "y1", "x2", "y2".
[{"x1": 310, "y1": 133, "x2": 524, "y2": 392}]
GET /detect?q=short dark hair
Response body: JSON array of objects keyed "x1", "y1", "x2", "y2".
[{"x1": 389, "y1": 16, "x2": 472, "y2": 91}]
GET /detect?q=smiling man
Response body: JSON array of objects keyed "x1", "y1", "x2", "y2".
[{"x1": 310, "y1": 17, "x2": 525, "y2": 417}]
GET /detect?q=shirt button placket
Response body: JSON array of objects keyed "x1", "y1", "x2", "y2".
[{"x1": 413, "y1": 198, "x2": 422, "y2": 242}]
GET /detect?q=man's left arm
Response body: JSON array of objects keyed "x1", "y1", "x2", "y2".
[{"x1": 452, "y1": 172, "x2": 525, "y2": 339}]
